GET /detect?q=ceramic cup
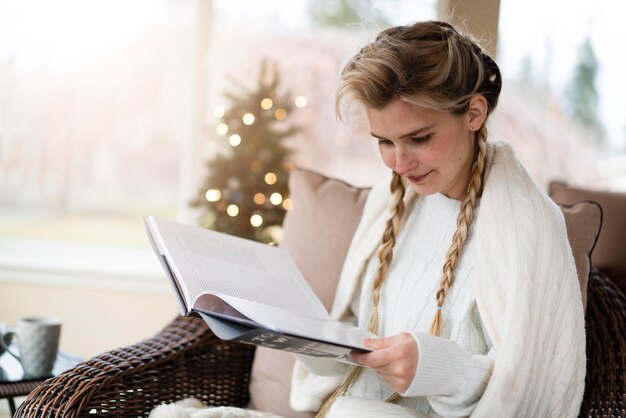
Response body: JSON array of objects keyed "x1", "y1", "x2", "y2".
[
  {"x1": 0, "y1": 317, "x2": 62, "y2": 378},
  {"x1": 0, "y1": 329, "x2": 12, "y2": 358}
]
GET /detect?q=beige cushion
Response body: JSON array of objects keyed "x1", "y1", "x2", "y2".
[
  {"x1": 247, "y1": 169, "x2": 369, "y2": 418},
  {"x1": 248, "y1": 171, "x2": 602, "y2": 416},
  {"x1": 559, "y1": 201, "x2": 602, "y2": 310},
  {"x1": 549, "y1": 181, "x2": 626, "y2": 271}
]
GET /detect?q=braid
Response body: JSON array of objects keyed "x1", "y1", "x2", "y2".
[
  {"x1": 429, "y1": 129, "x2": 487, "y2": 336},
  {"x1": 315, "y1": 172, "x2": 406, "y2": 418},
  {"x1": 368, "y1": 171, "x2": 406, "y2": 334}
]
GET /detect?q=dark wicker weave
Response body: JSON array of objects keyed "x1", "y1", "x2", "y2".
[
  {"x1": 14, "y1": 269, "x2": 626, "y2": 418},
  {"x1": 580, "y1": 269, "x2": 626, "y2": 418},
  {"x1": 0, "y1": 379, "x2": 48, "y2": 417},
  {"x1": 14, "y1": 315, "x2": 255, "y2": 418},
  {"x1": 0, "y1": 380, "x2": 48, "y2": 399}
]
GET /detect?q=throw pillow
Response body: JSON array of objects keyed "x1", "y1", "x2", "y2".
[
  {"x1": 549, "y1": 181, "x2": 626, "y2": 271},
  {"x1": 558, "y1": 201, "x2": 603, "y2": 310},
  {"x1": 247, "y1": 169, "x2": 369, "y2": 418}
]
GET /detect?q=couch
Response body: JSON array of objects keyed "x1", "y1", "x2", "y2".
[{"x1": 15, "y1": 170, "x2": 626, "y2": 418}]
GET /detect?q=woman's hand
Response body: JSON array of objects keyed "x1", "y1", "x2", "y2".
[{"x1": 350, "y1": 332, "x2": 419, "y2": 394}]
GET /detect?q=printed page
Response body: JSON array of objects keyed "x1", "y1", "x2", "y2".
[{"x1": 146, "y1": 216, "x2": 329, "y2": 320}]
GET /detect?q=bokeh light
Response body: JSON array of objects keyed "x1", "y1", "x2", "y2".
[
  {"x1": 264, "y1": 172, "x2": 277, "y2": 185},
  {"x1": 216, "y1": 123, "x2": 228, "y2": 135},
  {"x1": 274, "y1": 109, "x2": 287, "y2": 120},
  {"x1": 243, "y1": 113, "x2": 255, "y2": 125},
  {"x1": 250, "y1": 214, "x2": 263, "y2": 227},
  {"x1": 205, "y1": 189, "x2": 221, "y2": 202},
  {"x1": 270, "y1": 192, "x2": 283, "y2": 205},
  {"x1": 229, "y1": 134, "x2": 241, "y2": 146},
  {"x1": 295, "y1": 96, "x2": 307, "y2": 108},
  {"x1": 253, "y1": 193, "x2": 266, "y2": 205},
  {"x1": 261, "y1": 98, "x2": 273, "y2": 109},
  {"x1": 227, "y1": 204, "x2": 239, "y2": 216}
]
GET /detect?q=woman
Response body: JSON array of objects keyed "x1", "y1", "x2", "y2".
[{"x1": 290, "y1": 21, "x2": 585, "y2": 417}]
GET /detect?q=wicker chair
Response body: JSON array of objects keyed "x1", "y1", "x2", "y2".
[
  {"x1": 13, "y1": 268, "x2": 626, "y2": 418},
  {"x1": 14, "y1": 315, "x2": 255, "y2": 417}
]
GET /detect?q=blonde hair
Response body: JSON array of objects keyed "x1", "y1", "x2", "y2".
[{"x1": 316, "y1": 21, "x2": 502, "y2": 417}]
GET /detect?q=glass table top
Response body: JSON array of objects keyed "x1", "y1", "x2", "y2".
[{"x1": 0, "y1": 349, "x2": 83, "y2": 383}]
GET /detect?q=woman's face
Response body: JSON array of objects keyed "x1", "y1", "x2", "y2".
[{"x1": 366, "y1": 97, "x2": 486, "y2": 200}]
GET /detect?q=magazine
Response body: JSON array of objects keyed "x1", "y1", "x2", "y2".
[{"x1": 144, "y1": 216, "x2": 374, "y2": 364}]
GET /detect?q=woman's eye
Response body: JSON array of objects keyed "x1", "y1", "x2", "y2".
[
  {"x1": 377, "y1": 139, "x2": 393, "y2": 146},
  {"x1": 411, "y1": 134, "x2": 433, "y2": 143}
]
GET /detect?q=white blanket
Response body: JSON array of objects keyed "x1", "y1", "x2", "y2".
[
  {"x1": 291, "y1": 141, "x2": 586, "y2": 417},
  {"x1": 149, "y1": 398, "x2": 281, "y2": 418}
]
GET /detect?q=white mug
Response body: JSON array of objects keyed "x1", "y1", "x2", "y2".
[{"x1": 0, "y1": 317, "x2": 62, "y2": 378}]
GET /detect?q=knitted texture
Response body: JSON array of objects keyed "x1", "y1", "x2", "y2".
[{"x1": 291, "y1": 141, "x2": 585, "y2": 417}]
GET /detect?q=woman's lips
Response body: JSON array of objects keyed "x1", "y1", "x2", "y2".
[{"x1": 407, "y1": 170, "x2": 433, "y2": 183}]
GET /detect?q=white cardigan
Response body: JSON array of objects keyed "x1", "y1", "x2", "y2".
[{"x1": 291, "y1": 141, "x2": 586, "y2": 417}]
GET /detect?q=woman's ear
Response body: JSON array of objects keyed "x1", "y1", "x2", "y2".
[{"x1": 467, "y1": 95, "x2": 489, "y2": 132}]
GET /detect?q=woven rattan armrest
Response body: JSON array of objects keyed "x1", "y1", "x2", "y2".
[
  {"x1": 14, "y1": 315, "x2": 256, "y2": 418},
  {"x1": 580, "y1": 268, "x2": 626, "y2": 418}
]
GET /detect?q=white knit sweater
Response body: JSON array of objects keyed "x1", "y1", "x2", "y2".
[
  {"x1": 291, "y1": 141, "x2": 586, "y2": 418},
  {"x1": 296, "y1": 193, "x2": 494, "y2": 417}
]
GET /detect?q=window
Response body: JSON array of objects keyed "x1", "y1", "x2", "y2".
[
  {"x1": 0, "y1": 0, "x2": 436, "y2": 287},
  {"x1": 495, "y1": 0, "x2": 626, "y2": 190},
  {"x1": 0, "y1": 0, "x2": 195, "y2": 247},
  {"x1": 0, "y1": 0, "x2": 197, "y2": 289},
  {"x1": 0, "y1": 0, "x2": 438, "y2": 248}
]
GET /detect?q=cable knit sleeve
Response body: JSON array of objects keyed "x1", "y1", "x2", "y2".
[{"x1": 402, "y1": 332, "x2": 495, "y2": 417}]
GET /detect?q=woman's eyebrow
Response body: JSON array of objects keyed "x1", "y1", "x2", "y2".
[{"x1": 370, "y1": 124, "x2": 436, "y2": 141}]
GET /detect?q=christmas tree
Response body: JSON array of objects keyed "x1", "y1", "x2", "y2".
[{"x1": 191, "y1": 62, "x2": 302, "y2": 243}]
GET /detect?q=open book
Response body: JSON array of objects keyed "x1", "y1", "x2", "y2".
[{"x1": 144, "y1": 216, "x2": 374, "y2": 364}]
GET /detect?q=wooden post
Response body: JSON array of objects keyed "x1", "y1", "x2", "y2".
[
  {"x1": 178, "y1": 0, "x2": 214, "y2": 223},
  {"x1": 437, "y1": 0, "x2": 501, "y2": 58}
]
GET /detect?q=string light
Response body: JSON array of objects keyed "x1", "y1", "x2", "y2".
[
  {"x1": 243, "y1": 113, "x2": 255, "y2": 125},
  {"x1": 229, "y1": 134, "x2": 241, "y2": 147},
  {"x1": 216, "y1": 123, "x2": 228, "y2": 135},
  {"x1": 270, "y1": 192, "x2": 283, "y2": 205},
  {"x1": 265, "y1": 172, "x2": 277, "y2": 185},
  {"x1": 261, "y1": 98, "x2": 273, "y2": 109},
  {"x1": 250, "y1": 214, "x2": 263, "y2": 227},
  {"x1": 205, "y1": 189, "x2": 221, "y2": 202},
  {"x1": 274, "y1": 109, "x2": 287, "y2": 120},
  {"x1": 214, "y1": 107, "x2": 225, "y2": 118},
  {"x1": 282, "y1": 198, "x2": 293, "y2": 211},
  {"x1": 253, "y1": 193, "x2": 266, "y2": 205},
  {"x1": 227, "y1": 204, "x2": 239, "y2": 217},
  {"x1": 295, "y1": 96, "x2": 308, "y2": 108}
]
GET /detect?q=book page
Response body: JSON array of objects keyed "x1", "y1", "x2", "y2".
[
  {"x1": 148, "y1": 216, "x2": 329, "y2": 320},
  {"x1": 145, "y1": 217, "x2": 188, "y2": 315}
]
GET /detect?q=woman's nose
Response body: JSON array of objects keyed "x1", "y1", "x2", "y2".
[{"x1": 394, "y1": 149, "x2": 417, "y2": 175}]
